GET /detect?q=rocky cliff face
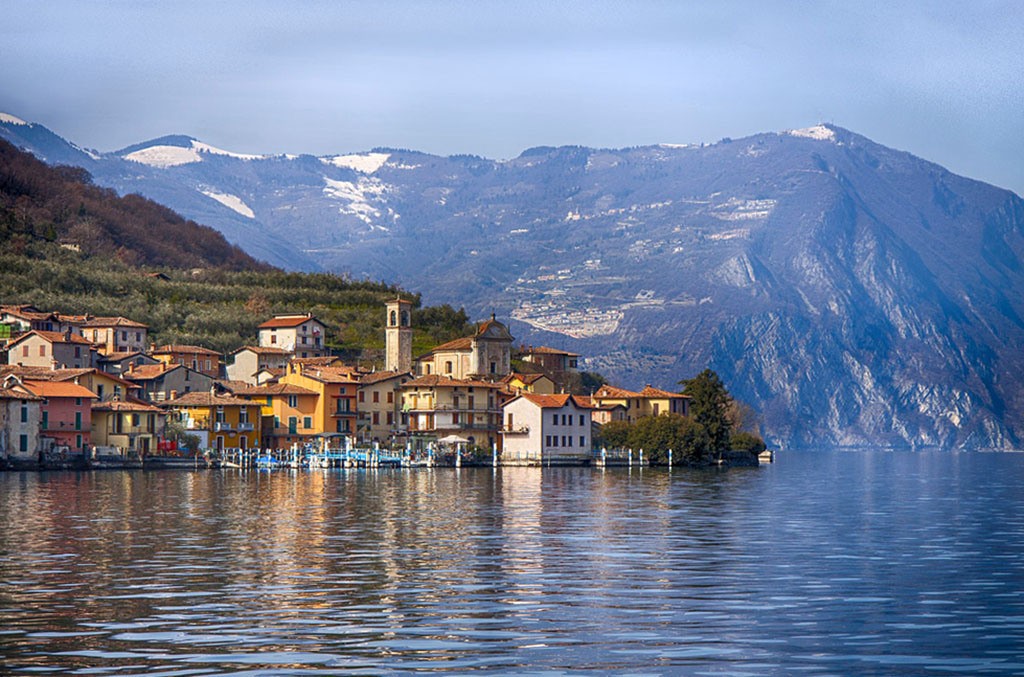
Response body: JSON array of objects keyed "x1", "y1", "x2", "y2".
[{"x1": 4, "y1": 119, "x2": 1021, "y2": 449}]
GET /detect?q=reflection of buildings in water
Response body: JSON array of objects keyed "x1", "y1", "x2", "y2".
[{"x1": 498, "y1": 467, "x2": 546, "y2": 609}]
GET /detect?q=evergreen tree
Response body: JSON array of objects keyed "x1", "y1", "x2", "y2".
[{"x1": 681, "y1": 369, "x2": 733, "y2": 460}]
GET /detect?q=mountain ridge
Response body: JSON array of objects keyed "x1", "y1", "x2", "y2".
[{"x1": 3, "y1": 115, "x2": 1021, "y2": 450}]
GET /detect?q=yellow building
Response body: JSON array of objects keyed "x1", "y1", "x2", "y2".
[
  {"x1": 91, "y1": 399, "x2": 164, "y2": 457},
  {"x1": 163, "y1": 391, "x2": 262, "y2": 451},
  {"x1": 234, "y1": 382, "x2": 320, "y2": 449},
  {"x1": 591, "y1": 384, "x2": 690, "y2": 423},
  {"x1": 279, "y1": 364, "x2": 358, "y2": 437},
  {"x1": 402, "y1": 374, "x2": 504, "y2": 450},
  {"x1": 501, "y1": 372, "x2": 556, "y2": 396}
]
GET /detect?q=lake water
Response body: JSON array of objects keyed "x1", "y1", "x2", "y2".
[{"x1": 1, "y1": 450, "x2": 1022, "y2": 675}]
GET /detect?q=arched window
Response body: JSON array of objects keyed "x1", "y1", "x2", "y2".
[
  {"x1": 445, "y1": 360, "x2": 453, "y2": 374},
  {"x1": 401, "y1": 310, "x2": 410, "y2": 326},
  {"x1": 390, "y1": 310, "x2": 397, "y2": 326}
]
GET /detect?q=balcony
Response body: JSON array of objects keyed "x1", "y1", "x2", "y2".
[
  {"x1": 500, "y1": 425, "x2": 530, "y2": 435},
  {"x1": 237, "y1": 422, "x2": 255, "y2": 432},
  {"x1": 214, "y1": 422, "x2": 234, "y2": 432}
]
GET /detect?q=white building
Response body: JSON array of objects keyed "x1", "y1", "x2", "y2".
[{"x1": 501, "y1": 393, "x2": 593, "y2": 465}]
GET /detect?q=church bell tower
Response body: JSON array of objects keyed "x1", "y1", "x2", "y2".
[{"x1": 385, "y1": 297, "x2": 413, "y2": 373}]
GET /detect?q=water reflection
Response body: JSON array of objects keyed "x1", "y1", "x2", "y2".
[{"x1": 1, "y1": 452, "x2": 1023, "y2": 674}]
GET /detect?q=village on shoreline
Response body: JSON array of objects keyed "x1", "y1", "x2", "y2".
[{"x1": 0, "y1": 298, "x2": 766, "y2": 470}]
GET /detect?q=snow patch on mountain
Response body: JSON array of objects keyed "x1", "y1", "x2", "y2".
[
  {"x1": 321, "y1": 152, "x2": 390, "y2": 174},
  {"x1": 192, "y1": 141, "x2": 263, "y2": 161},
  {"x1": 0, "y1": 113, "x2": 29, "y2": 126},
  {"x1": 789, "y1": 125, "x2": 836, "y2": 141},
  {"x1": 124, "y1": 140, "x2": 263, "y2": 168},
  {"x1": 124, "y1": 145, "x2": 202, "y2": 168},
  {"x1": 200, "y1": 190, "x2": 255, "y2": 218},
  {"x1": 322, "y1": 176, "x2": 387, "y2": 224}
]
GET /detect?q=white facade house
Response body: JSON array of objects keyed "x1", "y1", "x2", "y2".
[{"x1": 501, "y1": 393, "x2": 593, "y2": 465}]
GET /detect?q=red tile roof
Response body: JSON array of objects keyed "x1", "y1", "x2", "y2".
[
  {"x1": 231, "y1": 345, "x2": 292, "y2": 356},
  {"x1": 521, "y1": 345, "x2": 579, "y2": 357},
  {"x1": 358, "y1": 370, "x2": 411, "y2": 385},
  {"x1": 92, "y1": 399, "x2": 163, "y2": 413},
  {"x1": 9, "y1": 330, "x2": 95, "y2": 346},
  {"x1": 404, "y1": 374, "x2": 502, "y2": 389},
  {"x1": 152, "y1": 344, "x2": 221, "y2": 355},
  {"x1": 23, "y1": 380, "x2": 97, "y2": 399},
  {"x1": 80, "y1": 316, "x2": 148, "y2": 329},
  {"x1": 258, "y1": 314, "x2": 320, "y2": 329},
  {"x1": 163, "y1": 391, "x2": 256, "y2": 407},
  {"x1": 515, "y1": 393, "x2": 593, "y2": 409},
  {"x1": 121, "y1": 364, "x2": 180, "y2": 381},
  {"x1": 232, "y1": 383, "x2": 318, "y2": 397}
]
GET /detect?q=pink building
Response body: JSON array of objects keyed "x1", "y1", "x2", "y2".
[{"x1": 23, "y1": 379, "x2": 97, "y2": 453}]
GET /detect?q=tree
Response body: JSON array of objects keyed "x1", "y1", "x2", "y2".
[
  {"x1": 627, "y1": 413, "x2": 707, "y2": 465},
  {"x1": 681, "y1": 369, "x2": 733, "y2": 460},
  {"x1": 595, "y1": 420, "x2": 631, "y2": 449}
]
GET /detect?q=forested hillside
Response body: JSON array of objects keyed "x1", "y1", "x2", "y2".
[{"x1": 0, "y1": 137, "x2": 264, "y2": 270}]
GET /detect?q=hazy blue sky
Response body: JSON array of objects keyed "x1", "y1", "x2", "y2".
[{"x1": 2, "y1": 1, "x2": 1022, "y2": 195}]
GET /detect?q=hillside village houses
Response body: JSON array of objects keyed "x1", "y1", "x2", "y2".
[{"x1": 0, "y1": 301, "x2": 693, "y2": 468}]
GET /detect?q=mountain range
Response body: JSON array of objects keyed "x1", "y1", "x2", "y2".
[{"x1": 3, "y1": 113, "x2": 1022, "y2": 450}]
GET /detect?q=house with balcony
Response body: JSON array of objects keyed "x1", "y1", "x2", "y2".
[
  {"x1": 163, "y1": 390, "x2": 261, "y2": 451},
  {"x1": 501, "y1": 393, "x2": 594, "y2": 465},
  {"x1": 233, "y1": 382, "x2": 320, "y2": 449},
  {"x1": 0, "y1": 375, "x2": 43, "y2": 467},
  {"x1": 279, "y1": 364, "x2": 358, "y2": 438},
  {"x1": 91, "y1": 399, "x2": 165, "y2": 457},
  {"x1": 5, "y1": 330, "x2": 96, "y2": 369},
  {"x1": 151, "y1": 344, "x2": 223, "y2": 379},
  {"x1": 401, "y1": 374, "x2": 504, "y2": 450},
  {"x1": 257, "y1": 313, "x2": 329, "y2": 359},
  {"x1": 23, "y1": 379, "x2": 97, "y2": 455},
  {"x1": 356, "y1": 370, "x2": 413, "y2": 445}
]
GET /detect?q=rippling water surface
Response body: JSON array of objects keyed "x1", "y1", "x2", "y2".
[{"x1": 1, "y1": 450, "x2": 1023, "y2": 675}]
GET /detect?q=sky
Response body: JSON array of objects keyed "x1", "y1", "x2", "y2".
[{"x1": 2, "y1": 0, "x2": 1023, "y2": 195}]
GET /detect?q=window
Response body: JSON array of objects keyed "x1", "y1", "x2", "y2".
[
  {"x1": 215, "y1": 406, "x2": 225, "y2": 423},
  {"x1": 39, "y1": 344, "x2": 46, "y2": 357},
  {"x1": 390, "y1": 310, "x2": 397, "y2": 326},
  {"x1": 552, "y1": 413, "x2": 558, "y2": 425},
  {"x1": 287, "y1": 395, "x2": 298, "y2": 408},
  {"x1": 20, "y1": 404, "x2": 28, "y2": 423},
  {"x1": 41, "y1": 411, "x2": 48, "y2": 429},
  {"x1": 75, "y1": 412, "x2": 82, "y2": 430},
  {"x1": 507, "y1": 413, "x2": 514, "y2": 428},
  {"x1": 562, "y1": 435, "x2": 568, "y2": 447},
  {"x1": 490, "y1": 361, "x2": 496, "y2": 373},
  {"x1": 76, "y1": 397, "x2": 82, "y2": 406},
  {"x1": 445, "y1": 360, "x2": 453, "y2": 374},
  {"x1": 19, "y1": 434, "x2": 28, "y2": 452},
  {"x1": 358, "y1": 391, "x2": 365, "y2": 402},
  {"x1": 75, "y1": 346, "x2": 81, "y2": 358},
  {"x1": 288, "y1": 417, "x2": 297, "y2": 434},
  {"x1": 136, "y1": 332, "x2": 141, "y2": 341},
  {"x1": 303, "y1": 416, "x2": 312, "y2": 429},
  {"x1": 545, "y1": 435, "x2": 551, "y2": 447},
  {"x1": 121, "y1": 331, "x2": 127, "y2": 341},
  {"x1": 579, "y1": 415, "x2": 585, "y2": 426},
  {"x1": 552, "y1": 436, "x2": 559, "y2": 447},
  {"x1": 372, "y1": 412, "x2": 379, "y2": 425},
  {"x1": 131, "y1": 413, "x2": 140, "y2": 426},
  {"x1": 386, "y1": 412, "x2": 393, "y2": 425},
  {"x1": 372, "y1": 391, "x2": 379, "y2": 403},
  {"x1": 21, "y1": 345, "x2": 28, "y2": 357},
  {"x1": 386, "y1": 391, "x2": 393, "y2": 404},
  {"x1": 76, "y1": 434, "x2": 82, "y2": 449},
  {"x1": 580, "y1": 436, "x2": 586, "y2": 447}
]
